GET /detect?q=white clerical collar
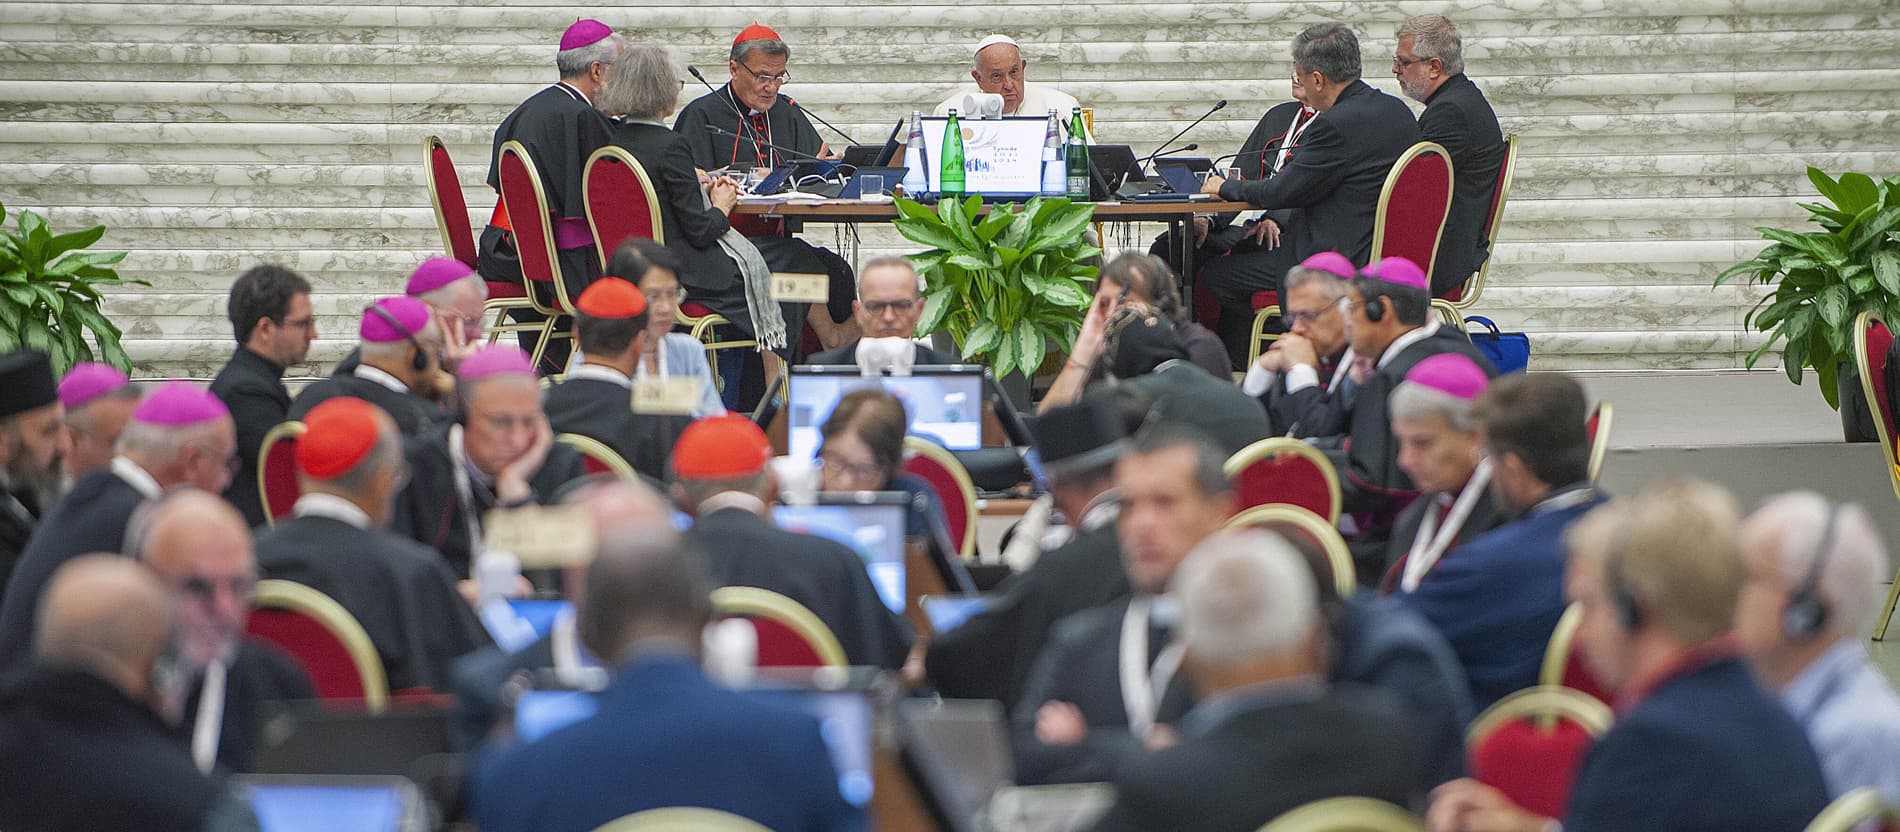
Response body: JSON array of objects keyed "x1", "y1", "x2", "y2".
[
  {"x1": 557, "y1": 81, "x2": 592, "y2": 107},
  {"x1": 1376, "y1": 320, "x2": 1441, "y2": 370},
  {"x1": 110, "y1": 456, "x2": 163, "y2": 499},
  {"x1": 701, "y1": 491, "x2": 768, "y2": 517},
  {"x1": 292, "y1": 493, "x2": 371, "y2": 530},
  {"x1": 568, "y1": 363, "x2": 632, "y2": 388},
  {"x1": 352, "y1": 364, "x2": 410, "y2": 395}
]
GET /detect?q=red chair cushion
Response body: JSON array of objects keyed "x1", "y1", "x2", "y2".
[
  {"x1": 1441, "y1": 285, "x2": 1465, "y2": 303},
  {"x1": 1380, "y1": 150, "x2": 1453, "y2": 283},
  {"x1": 680, "y1": 301, "x2": 714, "y2": 319},
  {"x1": 1193, "y1": 283, "x2": 1223, "y2": 330},
  {"x1": 1585, "y1": 412, "x2": 1600, "y2": 446},
  {"x1": 1470, "y1": 718, "x2": 1596, "y2": 819},
  {"x1": 498, "y1": 149, "x2": 560, "y2": 288},
  {"x1": 1233, "y1": 454, "x2": 1331, "y2": 515},
  {"x1": 428, "y1": 141, "x2": 478, "y2": 269},
  {"x1": 1869, "y1": 320, "x2": 1894, "y2": 460},
  {"x1": 721, "y1": 614, "x2": 826, "y2": 668},
  {"x1": 579, "y1": 454, "x2": 609, "y2": 476},
  {"x1": 584, "y1": 153, "x2": 660, "y2": 259},
  {"x1": 246, "y1": 609, "x2": 367, "y2": 701},
  {"x1": 1250, "y1": 290, "x2": 1280, "y2": 310},
  {"x1": 902, "y1": 455, "x2": 969, "y2": 556},
  {"x1": 1561, "y1": 653, "x2": 1613, "y2": 703},
  {"x1": 485, "y1": 280, "x2": 528, "y2": 301},
  {"x1": 261, "y1": 435, "x2": 300, "y2": 523}
]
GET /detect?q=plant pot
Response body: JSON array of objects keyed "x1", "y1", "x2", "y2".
[{"x1": 1839, "y1": 361, "x2": 1880, "y2": 443}]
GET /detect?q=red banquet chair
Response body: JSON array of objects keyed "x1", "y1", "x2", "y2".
[
  {"x1": 1225, "y1": 504, "x2": 1357, "y2": 595},
  {"x1": 710, "y1": 586, "x2": 847, "y2": 668},
  {"x1": 1433, "y1": 133, "x2": 1519, "y2": 326},
  {"x1": 1369, "y1": 141, "x2": 1455, "y2": 289},
  {"x1": 496, "y1": 139, "x2": 579, "y2": 370},
  {"x1": 1539, "y1": 602, "x2": 1613, "y2": 703},
  {"x1": 901, "y1": 437, "x2": 979, "y2": 560},
  {"x1": 246, "y1": 580, "x2": 389, "y2": 712},
  {"x1": 424, "y1": 136, "x2": 536, "y2": 344},
  {"x1": 582, "y1": 145, "x2": 664, "y2": 265},
  {"x1": 1223, "y1": 437, "x2": 1342, "y2": 522},
  {"x1": 1466, "y1": 686, "x2": 1613, "y2": 820},
  {"x1": 1853, "y1": 311, "x2": 1900, "y2": 639},
  {"x1": 1585, "y1": 401, "x2": 1614, "y2": 485},
  {"x1": 555, "y1": 432, "x2": 636, "y2": 480},
  {"x1": 257, "y1": 420, "x2": 305, "y2": 528}
]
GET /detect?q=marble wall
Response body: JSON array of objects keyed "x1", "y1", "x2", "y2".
[{"x1": 2, "y1": 0, "x2": 1896, "y2": 376}]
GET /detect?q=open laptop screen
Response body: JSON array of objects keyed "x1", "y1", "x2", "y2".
[
  {"x1": 240, "y1": 776, "x2": 424, "y2": 832},
  {"x1": 787, "y1": 366, "x2": 985, "y2": 460},
  {"x1": 919, "y1": 116, "x2": 1047, "y2": 197},
  {"x1": 774, "y1": 493, "x2": 909, "y2": 613}
]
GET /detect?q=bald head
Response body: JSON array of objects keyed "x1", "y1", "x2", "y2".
[
  {"x1": 129, "y1": 489, "x2": 256, "y2": 668},
  {"x1": 36, "y1": 554, "x2": 176, "y2": 699},
  {"x1": 578, "y1": 534, "x2": 712, "y2": 665}
]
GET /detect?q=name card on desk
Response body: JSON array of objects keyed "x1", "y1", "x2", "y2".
[
  {"x1": 631, "y1": 377, "x2": 704, "y2": 416},
  {"x1": 772, "y1": 272, "x2": 830, "y2": 303},
  {"x1": 483, "y1": 505, "x2": 597, "y2": 569}
]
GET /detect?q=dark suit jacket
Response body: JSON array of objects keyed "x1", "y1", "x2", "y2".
[
  {"x1": 0, "y1": 666, "x2": 222, "y2": 832},
  {"x1": 806, "y1": 340, "x2": 960, "y2": 367},
  {"x1": 1013, "y1": 597, "x2": 1196, "y2": 785},
  {"x1": 484, "y1": 83, "x2": 611, "y2": 222},
  {"x1": 1398, "y1": 488, "x2": 1606, "y2": 711},
  {"x1": 541, "y1": 376, "x2": 683, "y2": 481},
  {"x1": 1417, "y1": 74, "x2": 1505, "y2": 296},
  {"x1": 181, "y1": 639, "x2": 315, "y2": 774},
  {"x1": 1262, "y1": 354, "x2": 1356, "y2": 437},
  {"x1": 1381, "y1": 481, "x2": 1507, "y2": 590},
  {"x1": 1219, "y1": 81, "x2": 1420, "y2": 263},
  {"x1": 211, "y1": 347, "x2": 290, "y2": 528},
  {"x1": 610, "y1": 120, "x2": 755, "y2": 335},
  {"x1": 926, "y1": 522, "x2": 1131, "y2": 711},
  {"x1": 1122, "y1": 361, "x2": 1272, "y2": 456},
  {"x1": 1332, "y1": 592, "x2": 1473, "y2": 787},
  {"x1": 684, "y1": 507, "x2": 912, "y2": 669},
  {"x1": 390, "y1": 425, "x2": 585, "y2": 578},
  {"x1": 1565, "y1": 656, "x2": 1829, "y2": 831},
  {"x1": 1092, "y1": 686, "x2": 1420, "y2": 832},
  {"x1": 471, "y1": 654, "x2": 866, "y2": 832},
  {"x1": 0, "y1": 490, "x2": 39, "y2": 605},
  {"x1": 289, "y1": 372, "x2": 445, "y2": 439},
  {"x1": 0, "y1": 468, "x2": 149, "y2": 674},
  {"x1": 258, "y1": 515, "x2": 491, "y2": 692}
]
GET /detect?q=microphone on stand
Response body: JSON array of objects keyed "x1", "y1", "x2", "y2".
[
  {"x1": 1142, "y1": 99, "x2": 1226, "y2": 170},
  {"x1": 786, "y1": 97, "x2": 860, "y2": 146},
  {"x1": 1137, "y1": 143, "x2": 1199, "y2": 166},
  {"x1": 701, "y1": 125, "x2": 823, "y2": 163}
]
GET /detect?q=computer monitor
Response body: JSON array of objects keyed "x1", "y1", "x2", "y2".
[
  {"x1": 748, "y1": 687, "x2": 878, "y2": 808},
  {"x1": 514, "y1": 689, "x2": 600, "y2": 744},
  {"x1": 774, "y1": 492, "x2": 909, "y2": 614},
  {"x1": 786, "y1": 365, "x2": 986, "y2": 461},
  {"x1": 237, "y1": 775, "x2": 429, "y2": 832},
  {"x1": 895, "y1": 698, "x2": 1013, "y2": 832},
  {"x1": 918, "y1": 116, "x2": 1047, "y2": 198}
]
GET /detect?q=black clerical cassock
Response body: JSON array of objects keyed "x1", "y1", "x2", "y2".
[
  {"x1": 673, "y1": 85, "x2": 823, "y2": 172},
  {"x1": 390, "y1": 424, "x2": 586, "y2": 578},
  {"x1": 290, "y1": 368, "x2": 445, "y2": 440},
  {"x1": 541, "y1": 367, "x2": 684, "y2": 483}
]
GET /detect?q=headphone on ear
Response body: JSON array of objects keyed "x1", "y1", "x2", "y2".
[
  {"x1": 367, "y1": 304, "x2": 431, "y2": 372},
  {"x1": 1781, "y1": 503, "x2": 1842, "y2": 640},
  {"x1": 1363, "y1": 292, "x2": 1387, "y2": 323}
]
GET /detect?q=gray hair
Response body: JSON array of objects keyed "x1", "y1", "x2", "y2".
[
  {"x1": 114, "y1": 418, "x2": 225, "y2": 468},
  {"x1": 1389, "y1": 381, "x2": 1478, "y2": 431},
  {"x1": 1744, "y1": 492, "x2": 1889, "y2": 636},
  {"x1": 556, "y1": 34, "x2": 626, "y2": 78},
  {"x1": 1398, "y1": 15, "x2": 1465, "y2": 75},
  {"x1": 857, "y1": 256, "x2": 925, "y2": 294},
  {"x1": 1292, "y1": 23, "x2": 1362, "y2": 84},
  {"x1": 414, "y1": 274, "x2": 488, "y2": 309},
  {"x1": 1283, "y1": 265, "x2": 1350, "y2": 302},
  {"x1": 578, "y1": 532, "x2": 712, "y2": 664},
  {"x1": 598, "y1": 43, "x2": 681, "y2": 119},
  {"x1": 1173, "y1": 528, "x2": 1318, "y2": 666},
  {"x1": 730, "y1": 38, "x2": 791, "y2": 64}
]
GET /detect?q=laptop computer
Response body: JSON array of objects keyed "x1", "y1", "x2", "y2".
[
  {"x1": 895, "y1": 698, "x2": 1014, "y2": 832},
  {"x1": 774, "y1": 492, "x2": 911, "y2": 613},
  {"x1": 251, "y1": 703, "x2": 455, "y2": 778},
  {"x1": 786, "y1": 365, "x2": 987, "y2": 460},
  {"x1": 919, "y1": 115, "x2": 1048, "y2": 200},
  {"x1": 839, "y1": 144, "x2": 883, "y2": 167},
  {"x1": 840, "y1": 166, "x2": 907, "y2": 199},
  {"x1": 235, "y1": 774, "x2": 431, "y2": 832}
]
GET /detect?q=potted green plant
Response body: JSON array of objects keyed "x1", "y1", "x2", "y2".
[
  {"x1": 0, "y1": 201, "x2": 142, "y2": 372},
  {"x1": 893, "y1": 195, "x2": 1099, "y2": 391},
  {"x1": 1715, "y1": 168, "x2": 1900, "y2": 441}
]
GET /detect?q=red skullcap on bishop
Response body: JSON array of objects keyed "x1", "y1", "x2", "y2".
[
  {"x1": 297, "y1": 397, "x2": 382, "y2": 479},
  {"x1": 733, "y1": 23, "x2": 782, "y2": 46},
  {"x1": 576, "y1": 278, "x2": 648, "y2": 319},
  {"x1": 560, "y1": 19, "x2": 613, "y2": 51},
  {"x1": 671, "y1": 414, "x2": 773, "y2": 480}
]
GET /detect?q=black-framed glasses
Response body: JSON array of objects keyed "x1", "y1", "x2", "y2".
[
  {"x1": 739, "y1": 62, "x2": 790, "y2": 85},
  {"x1": 861, "y1": 299, "x2": 917, "y2": 315}
]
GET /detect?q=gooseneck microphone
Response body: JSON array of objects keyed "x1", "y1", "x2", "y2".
[
  {"x1": 701, "y1": 125, "x2": 822, "y2": 163},
  {"x1": 1138, "y1": 142, "x2": 1199, "y2": 165},
  {"x1": 1143, "y1": 100, "x2": 1227, "y2": 167},
  {"x1": 687, "y1": 65, "x2": 771, "y2": 160}
]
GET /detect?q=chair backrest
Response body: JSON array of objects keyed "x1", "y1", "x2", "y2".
[
  {"x1": 1538, "y1": 602, "x2": 1612, "y2": 702},
  {"x1": 1369, "y1": 141, "x2": 1455, "y2": 291},
  {"x1": 556, "y1": 432, "x2": 637, "y2": 480},
  {"x1": 1224, "y1": 437, "x2": 1343, "y2": 522},
  {"x1": 1805, "y1": 787, "x2": 1900, "y2": 832},
  {"x1": 710, "y1": 586, "x2": 848, "y2": 668},
  {"x1": 1447, "y1": 133, "x2": 1519, "y2": 306},
  {"x1": 1225, "y1": 504, "x2": 1357, "y2": 596},
  {"x1": 1258, "y1": 796, "x2": 1424, "y2": 832},
  {"x1": 247, "y1": 579, "x2": 389, "y2": 712},
  {"x1": 423, "y1": 136, "x2": 478, "y2": 268},
  {"x1": 593, "y1": 808, "x2": 773, "y2": 832},
  {"x1": 258, "y1": 420, "x2": 307, "y2": 528},
  {"x1": 901, "y1": 437, "x2": 979, "y2": 559},
  {"x1": 497, "y1": 140, "x2": 570, "y2": 316},
  {"x1": 1854, "y1": 310, "x2": 1899, "y2": 502},
  {"x1": 1465, "y1": 685, "x2": 1614, "y2": 819},
  {"x1": 583, "y1": 145, "x2": 665, "y2": 267},
  {"x1": 1585, "y1": 401, "x2": 1614, "y2": 485}
]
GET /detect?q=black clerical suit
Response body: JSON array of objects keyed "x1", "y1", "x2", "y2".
[
  {"x1": 541, "y1": 370, "x2": 682, "y2": 482},
  {"x1": 1014, "y1": 596, "x2": 1196, "y2": 785},
  {"x1": 684, "y1": 505, "x2": 912, "y2": 670},
  {"x1": 806, "y1": 340, "x2": 960, "y2": 367},
  {"x1": 289, "y1": 369, "x2": 444, "y2": 439},
  {"x1": 1092, "y1": 684, "x2": 1421, "y2": 832},
  {"x1": 0, "y1": 463, "x2": 153, "y2": 674},
  {"x1": 1256, "y1": 348, "x2": 1359, "y2": 438},
  {"x1": 182, "y1": 640, "x2": 315, "y2": 774},
  {"x1": 926, "y1": 506, "x2": 1131, "y2": 712},
  {"x1": 1121, "y1": 360, "x2": 1272, "y2": 456},
  {"x1": 1381, "y1": 476, "x2": 1507, "y2": 593},
  {"x1": 675, "y1": 86, "x2": 823, "y2": 172},
  {"x1": 257, "y1": 509, "x2": 491, "y2": 692},
  {"x1": 0, "y1": 487, "x2": 40, "y2": 604},
  {"x1": 1150, "y1": 100, "x2": 1308, "y2": 274},
  {"x1": 1417, "y1": 74, "x2": 1505, "y2": 297},
  {"x1": 477, "y1": 82, "x2": 611, "y2": 301},
  {"x1": 211, "y1": 346, "x2": 292, "y2": 528},
  {"x1": 0, "y1": 665, "x2": 224, "y2": 832},
  {"x1": 390, "y1": 425, "x2": 585, "y2": 578}
]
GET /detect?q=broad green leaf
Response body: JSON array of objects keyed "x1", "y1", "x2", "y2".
[
  {"x1": 1850, "y1": 274, "x2": 1877, "y2": 294},
  {"x1": 42, "y1": 225, "x2": 105, "y2": 261},
  {"x1": 1023, "y1": 274, "x2": 1090, "y2": 307},
  {"x1": 29, "y1": 284, "x2": 63, "y2": 319},
  {"x1": 990, "y1": 334, "x2": 1017, "y2": 380},
  {"x1": 914, "y1": 291, "x2": 953, "y2": 337},
  {"x1": 1817, "y1": 284, "x2": 1851, "y2": 328},
  {"x1": 1815, "y1": 345, "x2": 1842, "y2": 410},
  {"x1": 1783, "y1": 304, "x2": 1816, "y2": 344},
  {"x1": 1836, "y1": 173, "x2": 1881, "y2": 215},
  {"x1": 1873, "y1": 249, "x2": 1900, "y2": 295},
  {"x1": 1799, "y1": 202, "x2": 1856, "y2": 229},
  {"x1": 962, "y1": 320, "x2": 1003, "y2": 357},
  {"x1": 1014, "y1": 325, "x2": 1045, "y2": 378},
  {"x1": 893, "y1": 198, "x2": 937, "y2": 222},
  {"x1": 1, "y1": 283, "x2": 33, "y2": 309},
  {"x1": 974, "y1": 210, "x2": 1014, "y2": 243},
  {"x1": 947, "y1": 254, "x2": 991, "y2": 272},
  {"x1": 1809, "y1": 167, "x2": 1848, "y2": 211},
  {"x1": 16, "y1": 211, "x2": 48, "y2": 269},
  {"x1": 1849, "y1": 206, "x2": 1900, "y2": 254},
  {"x1": 0, "y1": 296, "x2": 21, "y2": 332},
  {"x1": 1781, "y1": 327, "x2": 1806, "y2": 383},
  {"x1": 892, "y1": 217, "x2": 966, "y2": 253}
]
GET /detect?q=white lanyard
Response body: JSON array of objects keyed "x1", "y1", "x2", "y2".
[
  {"x1": 1401, "y1": 457, "x2": 1493, "y2": 592},
  {"x1": 448, "y1": 425, "x2": 485, "y2": 558},
  {"x1": 1272, "y1": 109, "x2": 1316, "y2": 173},
  {"x1": 191, "y1": 659, "x2": 227, "y2": 774},
  {"x1": 1119, "y1": 597, "x2": 1186, "y2": 737}
]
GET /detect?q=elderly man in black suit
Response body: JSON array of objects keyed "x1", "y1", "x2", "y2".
[
  {"x1": 1199, "y1": 22, "x2": 1419, "y2": 362},
  {"x1": 806, "y1": 257, "x2": 956, "y2": 371},
  {"x1": 1395, "y1": 15, "x2": 1506, "y2": 297},
  {"x1": 1094, "y1": 529, "x2": 1420, "y2": 831}
]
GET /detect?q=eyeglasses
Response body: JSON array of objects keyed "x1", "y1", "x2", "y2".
[
  {"x1": 176, "y1": 574, "x2": 258, "y2": 605},
  {"x1": 1392, "y1": 54, "x2": 1433, "y2": 69},
  {"x1": 645, "y1": 287, "x2": 688, "y2": 303},
  {"x1": 279, "y1": 316, "x2": 315, "y2": 332},
  {"x1": 738, "y1": 62, "x2": 791, "y2": 86},
  {"x1": 818, "y1": 454, "x2": 885, "y2": 482},
  {"x1": 1283, "y1": 306, "x2": 1336, "y2": 327},
  {"x1": 861, "y1": 299, "x2": 918, "y2": 315}
]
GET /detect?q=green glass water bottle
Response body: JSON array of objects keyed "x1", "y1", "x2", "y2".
[
  {"x1": 940, "y1": 109, "x2": 966, "y2": 198},
  {"x1": 1064, "y1": 107, "x2": 1090, "y2": 200}
]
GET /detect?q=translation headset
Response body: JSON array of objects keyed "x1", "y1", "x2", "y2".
[
  {"x1": 1781, "y1": 503, "x2": 1842, "y2": 640},
  {"x1": 1364, "y1": 292, "x2": 1387, "y2": 322},
  {"x1": 367, "y1": 304, "x2": 431, "y2": 372},
  {"x1": 1605, "y1": 522, "x2": 1644, "y2": 631}
]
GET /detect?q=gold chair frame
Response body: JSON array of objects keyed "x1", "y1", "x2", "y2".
[
  {"x1": 1853, "y1": 311, "x2": 1900, "y2": 639},
  {"x1": 1538, "y1": 602, "x2": 1584, "y2": 690},
  {"x1": 1223, "y1": 436, "x2": 1344, "y2": 523},
  {"x1": 592, "y1": 807, "x2": 773, "y2": 832},
  {"x1": 254, "y1": 579, "x2": 389, "y2": 713},
  {"x1": 556, "y1": 432, "x2": 637, "y2": 481},
  {"x1": 496, "y1": 139, "x2": 580, "y2": 369},
  {"x1": 710, "y1": 586, "x2": 849, "y2": 668},
  {"x1": 1586, "y1": 401, "x2": 1614, "y2": 484},
  {"x1": 1257, "y1": 796, "x2": 1424, "y2": 832},
  {"x1": 1368, "y1": 141, "x2": 1455, "y2": 289},
  {"x1": 1225, "y1": 504, "x2": 1357, "y2": 596},
  {"x1": 1805, "y1": 787, "x2": 1900, "y2": 832},
  {"x1": 256, "y1": 420, "x2": 307, "y2": 529},
  {"x1": 1467, "y1": 685, "x2": 1613, "y2": 742},
  {"x1": 424, "y1": 136, "x2": 538, "y2": 345},
  {"x1": 581, "y1": 145, "x2": 666, "y2": 266},
  {"x1": 904, "y1": 436, "x2": 980, "y2": 560}
]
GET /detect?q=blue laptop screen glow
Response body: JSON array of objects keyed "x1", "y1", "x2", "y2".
[
  {"x1": 775, "y1": 503, "x2": 908, "y2": 613},
  {"x1": 788, "y1": 372, "x2": 983, "y2": 460},
  {"x1": 250, "y1": 785, "x2": 406, "y2": 832}
]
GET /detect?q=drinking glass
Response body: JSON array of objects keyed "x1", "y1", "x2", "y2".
[{"x1": 857, "y1": 174, "x2": 885, "y2": 198}]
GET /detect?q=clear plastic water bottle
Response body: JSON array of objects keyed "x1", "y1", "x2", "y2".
[
  {"x1": 902, "y1": 110, "x2": 928, "y2": 196},
  {"x1": 1041, "y1": 109, "x2": 1065, "y2": 196}
]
